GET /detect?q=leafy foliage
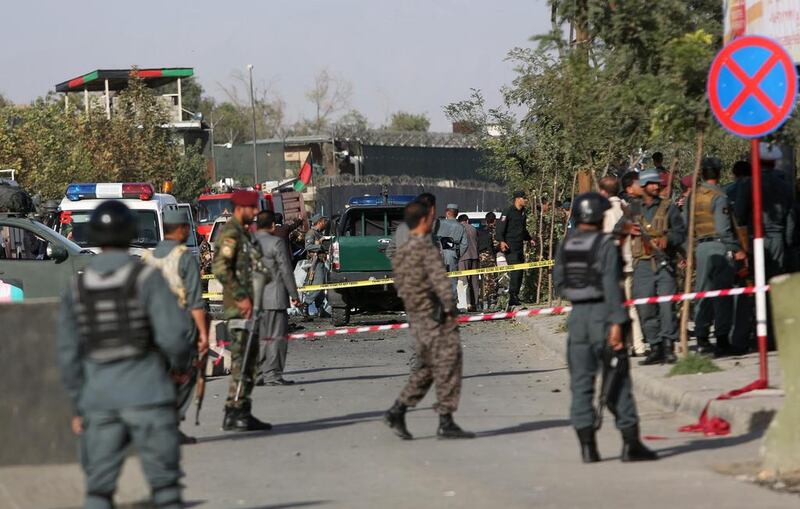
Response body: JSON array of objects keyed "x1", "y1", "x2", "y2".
[
  {"x1": 668, "y1": 353, "x2": 723, "y2": 376},
  {"x1": 387, "y1": 111, "x2": 430, "y2": 132},
  {"x1": 0, "y1": 71, "x2": 207, "y2": 200}
]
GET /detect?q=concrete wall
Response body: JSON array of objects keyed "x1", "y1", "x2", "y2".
[{"x1": 0, "y1": 300, "x2": 77, "y2": 466}]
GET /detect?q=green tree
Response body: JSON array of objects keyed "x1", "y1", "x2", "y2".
[
  {"x1": 387, "y1": 111, "x2": 430, "y2": 132},
  {"x1": 171, "y1": 142, "x2": 209, "y2": 202},
  {"x1": 334, "y1": 109, "x2": 370, "y2": 135}
]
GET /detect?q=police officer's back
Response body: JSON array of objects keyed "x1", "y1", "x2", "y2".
[
  {"x1": 554, "y1": 193, "x2": 657, "y2": 464},
  {"x1": 58, "y1": 200, "x2": 191, "y2": 509}
]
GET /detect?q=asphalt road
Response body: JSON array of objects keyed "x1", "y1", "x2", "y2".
[{"x1": 180, "y1": 316, "x2": 797, "y2": 509}]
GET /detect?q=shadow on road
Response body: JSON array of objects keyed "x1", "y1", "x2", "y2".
[
  {"x1": 197, "y1": 410, "x2": 390, "y2": 444},
  {"x1": 478, "y1": 418, "x2": 571, "y2": 437},
  {"x1": 285, "y1": 364, "x2": 388, "y2": 375},
  {"x1": 295, "y1": 372, "x2": 408, "y2": 385},
  {"x1": 464, "y1": 367, "x2": 566, "y2": 380},
  {"x1": 239, "y1": 502, "x2": 330, "y2": 509},
  {"x1": 647, "y1": 430, "x2": 764, "y2": 460}
]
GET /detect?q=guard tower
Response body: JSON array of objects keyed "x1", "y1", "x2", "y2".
[{"x1": 54, "y1": 67, "x2": 200, "y2": 129}]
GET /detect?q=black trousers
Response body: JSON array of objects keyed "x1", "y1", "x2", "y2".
[{"x1": 506, "y1": 246, "x2": 524, "y2": 301}]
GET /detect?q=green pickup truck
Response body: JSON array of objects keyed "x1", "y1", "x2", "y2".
[
  {"x1": 326, "y1": 195, "x2": 415, "y2": 326},
  {"x1": 0, "y1": 213, "x2": 94, "y2": 300}
]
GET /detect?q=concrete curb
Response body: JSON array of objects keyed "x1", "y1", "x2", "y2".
[{"x1": 519, "y1": 315, "x2": 778, "y2": 436}]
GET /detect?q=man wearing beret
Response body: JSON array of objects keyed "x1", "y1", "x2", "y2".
[
  {"x1": 143, "y1": 209, "x2": 210, "y2": 444},
  {"x1": 212, "y1": 190, "x2": 272, "y2": 431}
]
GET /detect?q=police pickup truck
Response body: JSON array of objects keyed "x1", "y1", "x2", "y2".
[
  {"x1": 326, "y1": 195, "x2": 414, "y2": 326},
  {"x1": 0, "y1": 212, "x2": 93, "y2": 300}
]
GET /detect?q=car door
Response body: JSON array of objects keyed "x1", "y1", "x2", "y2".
[
  {"x1": 0, "y1": 222, "x2": 75, "y2": 299},
  {"x1": 177, "y1": 203, "x2": 200, "y2": 258}
]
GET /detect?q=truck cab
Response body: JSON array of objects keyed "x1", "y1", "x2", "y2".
[
  {"x1": 56, "y1": 182, "x2": 184, "y2": 257},
  {"x1": 327, "y1": 194, "x2": 414, "y2": 326},
  {"x1": 0, "y1": 213, "x2": 94, "y2": 300}
]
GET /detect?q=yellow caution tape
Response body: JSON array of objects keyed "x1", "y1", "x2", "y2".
[{"x1": 203, "y1": 260, "x2": 554, "y2": 301}]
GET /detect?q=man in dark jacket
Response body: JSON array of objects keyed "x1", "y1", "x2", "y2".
[{"x1": 495, "y1": 190, "x2": 532, "y2": 307}]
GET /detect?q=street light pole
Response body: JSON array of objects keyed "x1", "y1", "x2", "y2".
[{"x1": 248, "y1": 64, "x2": 258, "y2": 187}]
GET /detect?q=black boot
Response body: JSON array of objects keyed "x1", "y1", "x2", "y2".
[
  {"x1": 229, "y1": 402, "x2": 272, "y2": 432},
  {"x1": 301, "y1": 304, "x2": 313, "y2": 322},
  {"x1": 621, "y1": 426, "x2": 658, "y2": 462},
  {"x1": 696, "y1": 337, "x2": 714, "y2": 355},
  {"x1": 576, "y1": 427, "x2": 601, "y2": 463},
  {"x1": 384, "y1": 400, "x2": 413, "y2": 440},
  {"x1": 437, "y1": 413, "x2": 476, "y2": 439},
  {"x1": 222, "y1": 407, "x2": 238, "y2": 431},
  {"x1": 663, "y1": 341, "x2": 677, "y2": 364},
  {"x1": 714, "y1": 334, "x2": 733, "y2": 358},
  {"x1": 638, "y1": 343, "x2": 664, "y2": 366}
]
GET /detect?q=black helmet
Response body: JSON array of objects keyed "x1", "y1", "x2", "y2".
[
  {"x1": 88, "y1": 200, "x2": 137, "y2": 248},
  {"x1": 701, "y1": 157, "x2": 722, "y2": 172},
  {"x1": 571, "y1": 192, "x2": 610, "y2": 225}
]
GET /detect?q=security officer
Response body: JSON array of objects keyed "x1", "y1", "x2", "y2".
[
  {"x1": 629, "y1": 168, "x2": 686, "y2": 365},
  {"x1": 143, "y1": 209, "x2": 210, "y2": 444},
  {"x1": 212, "y1": 189, "x2": 272, "y2": 432},
  {"x1": 735, "y1": 143, "x2": 794, "y2": 280},
  {"x1": 384, "y1": 201, "x2": 474, "y2": 440},
  {"x1": 436, "y1": 204, "x2": 468, "y2": 294},
  {"x1": 684, "y1": 158, "x2": 745, "y2": 356},
  {"x1": 58, "y1": 200, "x2": 191, "y2": 509},
  {"x1": 496, "y1": 190, "x2": 533, "y2": 308},
  {"x1": 478, "y1": 211, "x2": 499, "y2": 310},
  {"x1": 302, "y1": 213, "x2": 330, "y2": 319},
  {"x1": 554, "y1": 192, "x2": 657, "y2": 463}
]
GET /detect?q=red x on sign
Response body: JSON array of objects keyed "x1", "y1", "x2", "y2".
[{"x1": 708, "y1": 35, "x2": 798, "y2": 138}]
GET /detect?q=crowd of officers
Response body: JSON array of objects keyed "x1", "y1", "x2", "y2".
[{"x1": 54, "y1": 145, "x2": 791, "y2": 506}]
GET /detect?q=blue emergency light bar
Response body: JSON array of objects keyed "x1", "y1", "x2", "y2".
[
  {"x1": 347, "y1": 195, "x2": 416, "y2": 206},
  {"x1": 66, "y1": 182, "x2": 154, "y2": 201}
]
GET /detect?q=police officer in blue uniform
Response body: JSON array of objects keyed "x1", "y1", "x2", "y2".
[
  {"x1": 58, "y1": 200, "x2": 191, "y2": 509},
  {"x1": 554, "y1": 193, "x2": 657, "y2": 463}
]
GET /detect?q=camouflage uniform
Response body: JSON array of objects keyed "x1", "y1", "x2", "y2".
[
  {"x1": 198, "y1": 238, "x2": 213, "y2": 275},
  {"x1": 395, "y1": 234, "x2": 462, "y2": 414},
  {"x1": 479, "y1": 222, "x2": 499, "y2": 307},
  {"x1": 212, "y1": 217, "x2": 265, "y2": 410}
]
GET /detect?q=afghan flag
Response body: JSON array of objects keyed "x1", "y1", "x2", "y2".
[{"x1": 294, "y1": 152, "x2": 313, "y2": 192}]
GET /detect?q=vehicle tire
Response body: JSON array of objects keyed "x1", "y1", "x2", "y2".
[{"x1": 331, "y1": 307, "x2": 350, "y2": 327}]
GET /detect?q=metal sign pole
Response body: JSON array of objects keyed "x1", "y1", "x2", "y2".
[{"x1": 750, "y1": 138, "x2": 769, "y2": 385}]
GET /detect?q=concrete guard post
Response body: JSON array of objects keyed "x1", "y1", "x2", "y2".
[{"x1": 761, "y1": 274, "x2": 800, "y2": 478}]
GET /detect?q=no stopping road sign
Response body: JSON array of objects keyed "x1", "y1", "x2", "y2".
[{"x1": 708, "y1": 35, "x2": 798, "y2": 138}]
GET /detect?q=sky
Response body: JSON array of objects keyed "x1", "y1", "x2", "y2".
[{"x1": 0, "y1": 0, "x2": 551, "y2": 131}]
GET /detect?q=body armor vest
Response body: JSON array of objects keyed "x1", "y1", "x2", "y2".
[
  {"x1": 142, "y1": 245, "x2": 187, "y2": 308},
  {"x1": 693, "y1": 186, "x2": 723, "y2": 240},
  {"x1": 74, "y1": 262, "x2": 154, "y2": 363},
  {"x1": 631, "y1": 199, "x2": 671, "y2": 260},
  {"x1": 561, "y1": 230, "x2": 605, "y2": 302}
]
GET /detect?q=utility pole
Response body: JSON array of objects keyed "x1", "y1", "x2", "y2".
[{"x1": 248, "y1": 64, "x2": 258, "y2": 187}]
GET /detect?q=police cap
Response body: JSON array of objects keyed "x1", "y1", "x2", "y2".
[
  {"x1": 638, "y1": 168, "x2": 661, "y2": 186},
  {"x1": 164, "y1": 209, "x2": 190, "y2": 225},
  {"x1": 571, "y1": 192, "x2": 610, "y2": 226},
  {"x1": 88, "y1": 200, "x2": 137, "y2": 248}
]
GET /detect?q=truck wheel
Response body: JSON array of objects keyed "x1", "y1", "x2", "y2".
[{"x1": 331, "y1": 307, "x2": 350, "y2": 327}]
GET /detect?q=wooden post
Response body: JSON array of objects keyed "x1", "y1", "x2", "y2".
[
  {"x1": 678, "y1": 131, "x2": 705, "y2": 357},
  {"x1": 535, "y1": 178, "x2": 546, "y2": 303},
  {"x1": 546, "y1": 171, "x2": 559, "y2": 306},
  {"x1": 660, "y1": 152, "x2": 680, "y2": 200}
]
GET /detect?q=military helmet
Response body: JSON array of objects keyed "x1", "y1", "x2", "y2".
[
  {"x1": 701, "y1": 157, "x2": 722, "y2": 172},
  {"x1": 571, "y1": 192, "x2": 610, "y2": 225},
  {"x1": 88, "y1": 200, "x2": 137, "y2": 248}
]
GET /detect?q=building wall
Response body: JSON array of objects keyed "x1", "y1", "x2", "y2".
[
  {"x1": 361, "y1": 145, "x2": 488, "y2": 181},
  {"x1": 213, "y1": 142, "x2": 285, "y2": 185}
]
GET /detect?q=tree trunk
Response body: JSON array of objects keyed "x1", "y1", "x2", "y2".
[
  {"x1": 547, "y1": 171, "x2": 559, "y2": 306},
  {"x1": 678, "y1": 130, "x2": 705, "y2": 356},
  {"x1": 535, "y1": 178, "x2": 546, "y2": 303},
  {"x1": 761, "y1": 273, "x2": 800, "y2": 477}
]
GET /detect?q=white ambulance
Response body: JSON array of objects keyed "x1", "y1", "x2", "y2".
[{"x1": 57, "y1": 182, "x2": 189, "y2": 256}]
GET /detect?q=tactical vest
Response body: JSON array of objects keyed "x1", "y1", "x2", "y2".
[
  {"x1": 560, "y1": 230, "x2": 606, "y2": 302},
  {"x1": 142, "y1": 245, "x2": 187, "y2": 308},
  {"x1": 631, "y1": 199, "x2": 671, "y2": 260},
  {"x1": 73, "y1": 262, "x2": 154, "y2": 363},
  {"x1": 693, "y1": 185, "x2": 724, "y2": 240}
]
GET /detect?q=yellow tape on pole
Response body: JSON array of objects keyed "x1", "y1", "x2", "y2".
[{"x1": 202, "y1": 259, "x2": 554, "y2": 301}]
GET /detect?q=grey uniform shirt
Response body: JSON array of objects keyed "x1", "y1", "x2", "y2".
[
  {"x1": 57, "y1": 252, "x2": 191, "y2": 414},
  {"x1": 386, "y1": 221, "x2": 440, "y2": 260},
  {"x1": 553, "y1": 233, "x2": 628, "y2": 325},
  {"x1": 437, "y1": 218, "x2": 468, "y2": 256}
]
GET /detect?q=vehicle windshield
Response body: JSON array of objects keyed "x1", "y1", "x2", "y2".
[
  {"x1": 27, "y1": 221, "x2": 84, "y2": 252},
  {"x1": 58, "y1": 210, "x2": 161, "y2": 248},
  {"x1": 198, "y1": 198, "x2": 233, "y2": 225}
]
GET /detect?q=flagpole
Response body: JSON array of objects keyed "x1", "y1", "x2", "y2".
[{"x1": 248, "y1": 64, "x2": 258, "y2": 187}]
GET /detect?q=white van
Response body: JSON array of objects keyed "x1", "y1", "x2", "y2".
[{"x1": 57, "y1": 182, "x2": 186, "y2": 256}]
